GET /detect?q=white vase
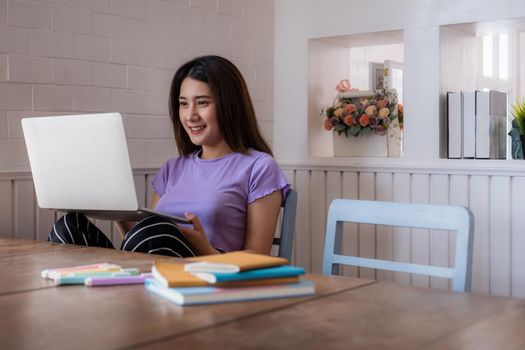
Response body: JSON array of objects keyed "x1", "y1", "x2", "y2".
[
  {"x1": 386, "y1": 119, "x2": 403, "y2": 158},
  {"x1": 332, "y1": 123, "x2": 403, "y2": 158},
  {"x1": 332, "y1": 132, "x2": 388, "y2": 157}
]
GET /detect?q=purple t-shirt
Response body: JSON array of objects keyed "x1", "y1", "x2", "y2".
[{"x1": 151, "y1": 149, "x2": 290, "y2": 252}]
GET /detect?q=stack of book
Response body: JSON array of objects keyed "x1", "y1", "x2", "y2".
[
  {"x1": 447, "y1": 90, "x2": 507, "y2": 159},
  {"x1": 146, "y1": 251, "x2": 315, "y2": 306}
]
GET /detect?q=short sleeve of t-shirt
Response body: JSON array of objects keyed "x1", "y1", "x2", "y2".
[
  {"x1": 151, "y1": 159, "x2": 174, "y2": 196},
  {"x1": 247, "y1": 155, "x2": 290, "y2": 204}
]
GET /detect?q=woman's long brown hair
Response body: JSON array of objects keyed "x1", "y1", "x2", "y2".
[
  {"x1": 169, "y1": 55, "x2": 272, "y2": 156},
  {"x1": 169, "y1": 56, "x2": 273, "y2": 156}
]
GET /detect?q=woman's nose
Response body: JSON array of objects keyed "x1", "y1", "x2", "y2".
[{"x1": 187, "y1": 104, "x2": 200, "y2": 121}]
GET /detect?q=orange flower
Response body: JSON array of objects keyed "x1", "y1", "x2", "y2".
[
  {"x1": 344, "y1": 115, "x2": 353, "y2": 126},
  {"x1": 323, "y1": 119, "x2": 333, "y2": 131},
  {"x1": 359, "y1": 114, "x2": 369, "y2": 126}
]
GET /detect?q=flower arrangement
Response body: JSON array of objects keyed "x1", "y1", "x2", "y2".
[{"x1": 322, "y1": 79, "x2": 402, "y2": 138}]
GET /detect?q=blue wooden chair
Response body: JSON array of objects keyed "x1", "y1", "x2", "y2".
[
  {"x1": 322, "y1": 199, "x2": 474, "y2": 292},
  {"x1": 273, "y1": 189, "x2": 297, "y2": 260}
]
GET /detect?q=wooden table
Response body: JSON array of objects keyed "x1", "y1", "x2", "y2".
[
  {"x1": 2, "y1": 238, "x2": 525, "y2": 350},
  {"x1": 0, "y1": 238, "x2": 374, "y2": 349}
]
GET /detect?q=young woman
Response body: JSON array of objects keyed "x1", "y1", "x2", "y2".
[{"x1": 49, "y1": 55, "x2": 290, "y2": 257}]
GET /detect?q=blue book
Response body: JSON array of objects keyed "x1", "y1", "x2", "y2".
[
  {"x1": 145, "y1": 278, "x2": 315, "y2": 306},
  {"x1": 193, "y1": 265, "x2": 305, "y2": 284}
]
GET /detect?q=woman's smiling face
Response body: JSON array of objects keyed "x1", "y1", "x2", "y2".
[{"x1": 178, "y1": 77, "x2": 225, "y2": 153}]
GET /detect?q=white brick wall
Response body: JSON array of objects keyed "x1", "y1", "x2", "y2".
[{"x1": 0, "y1": 0, "x2": 274, "y2": 170}]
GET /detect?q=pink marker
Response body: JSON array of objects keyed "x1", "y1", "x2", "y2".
[{"x1": 85, "y1": 273, "x2": 152, "y2": 287}]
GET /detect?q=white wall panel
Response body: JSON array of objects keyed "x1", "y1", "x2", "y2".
[
  {"x1": 14, "y1": 179, "x2": 34, "y2": 240},
  {"x1": 309, "y1": 171, "x2": 326, "y2": 273},
  {"x1": 392, "y1": 173, "x2": 411, "y2": 285},
  {"x1": 294, "y1": 170, "x2": 311, "y2": 270},
  {"x1": 511, "y1": 177, "x2": 525, "y2": 298},
  {"x1": 325, "y1": 171, "x2": 342, "y2": 274},
  {"x1": 358, "y1": 172, "x2": 376, "y2": 279},
  {"x1": 411, "y1": 174, "x2": 431, "y2": 288},
  {"x1": 341, "y1": 171, "x2": 359, "y2": 277},
  {"x1": 429, "y1": 174, "x2": 451, "y2": 290},
  {"x1": 4, "y1": 163, "x2": 525, "y2": 299},
  {"x1": 449, "y1": 175, "x2": 469, "y2": 276},
  {"x1": 0, "y1": 180, "x2": 12, "y2": 238},
  {"x1": 489, "y1": 176, "x2": 511, "y2": 297},
  {"x1": 469, "y1": 175, "x2": 490, "y2": 294},
  {"x1": 375, "y1": 172, "x2": 393, "y2": 282}
]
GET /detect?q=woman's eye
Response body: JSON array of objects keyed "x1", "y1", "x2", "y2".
[
  {"x1": 197, "y1": 100, "x2": 209, "y2": 106},
  {"x1": 179, "y1": 101, "x2": 187, "y2": 107}
]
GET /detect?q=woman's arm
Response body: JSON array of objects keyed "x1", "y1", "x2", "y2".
[
  {"x1": 179, "y1": 191, "x2": 282, "y2": 256},
  {"x1": 243, "y1": 190, "x2": 283, "y2": 255},
  {"x1": 115, "y1": 193, "x2": 162, "y2": 239}
]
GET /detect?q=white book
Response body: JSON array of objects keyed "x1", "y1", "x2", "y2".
[
  {"x1": 490, "y1": 91, "x2": 507, "y2": 159},
  {"x1": 461, "y1": 91, "x2": 476, "y2": 158},
  {"x1": 475, "y1": 91, "x2": 491, "y2": 159},
  {"x1": 447, "y1": 92, "x2": 462, "y2": 159},
  {"x1": 145, "y1": 278, "x2": 316, "y2": 306}
]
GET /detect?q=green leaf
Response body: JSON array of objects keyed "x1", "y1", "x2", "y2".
[
  {"x1": 349, "y1": 125, "x2": 360, "y2": 136},
  {"x1": 334, "y1": 123, "x2": 346, "y2": 132}
]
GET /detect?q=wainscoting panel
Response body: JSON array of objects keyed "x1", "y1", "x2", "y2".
[
  {"x1": 0, "y1": 180, "x2": 13, "y2": 238},
  {"x1": 3, "y1": 163, "x2": 525, "y2": 298},
  {"x1": 278, "y1": 163, "x2": 525, "y2": 298}
]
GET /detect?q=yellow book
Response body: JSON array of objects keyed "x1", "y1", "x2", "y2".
[
  {"x1": 184, "y1": 251, "x2": 288, "y2": 273},
  {"x1": 152, "y1": 261, "x2": 209, "y2": 288},
  {"x1": 152, "y1": 260, "x2": 298, "y2": 288}
]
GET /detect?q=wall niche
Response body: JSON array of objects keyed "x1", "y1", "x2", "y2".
[{"x1": 308, "y1": 30, "x2": 404, "y2": 158}]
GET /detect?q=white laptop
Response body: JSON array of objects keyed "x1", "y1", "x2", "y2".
[{"x1": 21, "y1": 112, "x2": 189, "y2": 223}]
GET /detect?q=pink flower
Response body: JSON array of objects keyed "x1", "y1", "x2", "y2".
[
  {"x1": 359, "y1": 114, "x2": 370, "y2": 126},
  {"x1": 365, "y1": 105, "x2": 377, "y2": 116},
  {"x1": 378, "y1": 107, "x2": 390, "y2": 119},
  {"x1": 323, "y1": 119, "x2": 333, "y2": 131},
  {"x1": 335, "y1": 79, "x2": 351, "y2": 93},
  {"x1": 344, "y1": 115, "x2": 353, "y2": 126},
  {"x1": 377, "y1": 99, "x2": 388, "y2": 109},
  {"x1": 344, "y1": 104, "x2": 356, "y2": 114}
]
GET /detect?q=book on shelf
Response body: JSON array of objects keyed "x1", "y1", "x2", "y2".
[
  {"x1": 475, "y1": 90, "x2": 491, "y2": 159},
  {"x1": 461, "y1": 91, "x2": 476, "y2": 158},
  {"x1": 145, "y1": 278, "x2": 315, "y2": 306},
  {"x1": 193, "y1": 265, "x2": 305, "y2": 284},
  {"x1": 447, "y1": 91, "x2": 462, "y2": 159},
  {"x1": 184, "y1": 251, "x2": 288, "y2": 273},
  {"x1": 475, "y1": 90, "x2": 507, "y2": 159}
]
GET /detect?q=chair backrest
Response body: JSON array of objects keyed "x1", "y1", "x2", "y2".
[
  {"x1": 272, "y1": 189, "x2": 297, "y2": 260},
  {"x1": 322, "y1": 199, "x2": 474, "y2": 292}
]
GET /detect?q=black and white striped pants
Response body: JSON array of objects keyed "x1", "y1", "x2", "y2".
[{"x1": 48, "y1": 213, "x2": 197, "y2": 257}]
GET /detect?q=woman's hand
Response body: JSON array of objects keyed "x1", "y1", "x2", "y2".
[{"x1": 177, "y1": 212, "x2": 220, "y2": 255}]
